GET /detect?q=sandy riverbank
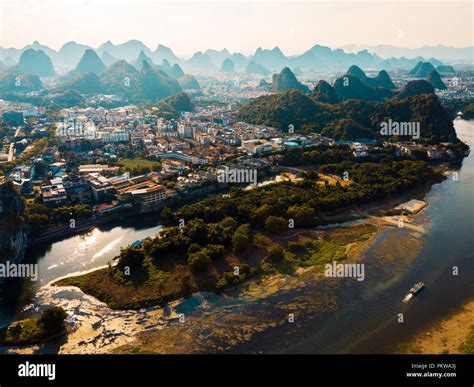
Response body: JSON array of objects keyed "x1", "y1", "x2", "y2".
[{"x1": 395, "y1": 297, "x2": 474, "y2": 354}]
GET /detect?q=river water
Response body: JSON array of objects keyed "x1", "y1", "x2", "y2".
[
  {"x1": 0, "y1": 120, "x2": 472, "y2": 354},
  {"x1": 0, "y1": 215, "x2": 163, "y2": 327},
  {"x1": 292, "y1": 119, "x2": 474, "y2": 353}
]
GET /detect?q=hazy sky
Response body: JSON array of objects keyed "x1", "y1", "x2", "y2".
[{"x1": 0, "y1": 0, "x2": 472, "y2": 56}]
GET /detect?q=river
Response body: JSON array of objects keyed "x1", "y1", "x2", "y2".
[
  {"x1": 292, "y1": 119, "x2": 474, "y2": 353},
  {"x1": 0, "y1": 120, "x2": 472, "y2": 354}
]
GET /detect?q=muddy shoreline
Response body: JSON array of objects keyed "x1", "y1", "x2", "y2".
[
  {"x1": 112, "y1": 224, "x2": 425, "y2": 354},
  {"x1": 395, "y1": 297, "x2": 474, "y2": 354}
]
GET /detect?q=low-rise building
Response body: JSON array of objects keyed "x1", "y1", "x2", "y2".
[
  {"x1": 116, "y1": 181, "x2": 167, "y2": 205},
  {"x1": 241, "y1": 139, "x2": 274, "y2": 155},
  {"x1": 78, "y1": 164, "x2": 120, "y2": 176},
  {"x1": 41, "y1": 184, "x2": 68, "y2": 207}
]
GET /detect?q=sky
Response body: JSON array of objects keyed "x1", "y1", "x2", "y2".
[{"x1": 0, "y1": 0, "x2": 472, "y2": 56}]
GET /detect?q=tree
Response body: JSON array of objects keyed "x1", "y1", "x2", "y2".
[
  {"x1": 232, "y1": 224, "x2": 252, "y2": 253},
  {"x1": 267, "y1": 244, "x2": 285, "y2": 263},
  {"x1": 287, "y1": 205, "x2": 316, "y2": 227},
  {"x1": 265, "y1": 216, "x2": 287, "y2": 234},
  {"x1": 220, "y1": 216, "x2": 238, "y2": 232},
  {"x1": 160, "y1": 207, "x2": 174, "y2": 224},
  {"x1": 39, "y1": 307, "x2": 67, "y2": 334},
  {"x1": 252, "y1": 204, "x2": 275, "y2": 225},
  {"x1": 28, "y1": 213, "x2": 49, "y2": 236},
  {"x1": 206, "y1": 244, "x2": 225, "y2": 260},
  {"x1": 187, "y1": 243, "x2": 201, "y2": 254},
  {"x1": 188, "y1": 250, "x2": 211, "y2": 273},
  {"x1": 288, "y1": 241, "x2": 306, "y2": 253},
  {"x1": 184, "y1": 218, "x2": 209, "y2": 245},
  {"x1": 117, "y1": 246, "x2": 145, "y2": 270}
]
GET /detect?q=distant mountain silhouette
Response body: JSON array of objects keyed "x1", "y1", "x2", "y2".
[
  {"x1": 230, "y1": 53, "x2": 249, "y2": 71},
  {"x1": 101, "y1": 51, "x2": 118, "y2": 67},
  {"x1": 220, "y1": 58, "x2": 235, "y2": 72},
  {"x1": 334, "y1": 74, "x2": 393, "y2": 101},
  {"x1": 154, "y1": 92, "x2": 194, "y2": 119},
  {"x1": 205, "y1": 49, "x2": 231, "y2": 67},
  {"x1": 374, "y1": 70, "x2": 396, "y2": 89},
  {"x1": 436, "y1": 65, "x2": 455, "y2": 74},
  {"x1": 3, "y1": 57, "x2": 15, "y2": 66},
  {"x1": 272, "y1": 67, "x2": 309, "y2": 92},
  {"x1": 160, "y1": 59, "x2": 172, "y2": 74},
  {"x1": 97, "y1": 60, "x2": 181, "y2": 101},
  {"x1": 258, "y1": 79, "x2": 272, "y2": 92},
  {"x1": 184, "y1": 52, "x2": 216, "y2": 72},
  {"x1": 0, "y1": 72, "x2": 42, "y2": 92},
  {"x1": 426, "y1": 70, "x2": 447, "y2": 90},
  {"x1": 75, "y1": 49, "x2": 106, "y2": 74},
  {"x1": 377, "y1": 55, "x2": 432, "y2": 69},
  {"x1": 59, "y1": 72, "x2": 104, "y2": 94},
  {"x1": 252, "y1": 47, "x2": 287, "y2": 70},
  {"x1": 133, "y1": 50, "x2": 155, "y2": 70},
  {"x1": 245, "y1": 61, "x2": 270, "y2": 75},
  {"x1": 169, "y1": 63, "x2": 185, "y2": 79},
  {"x1": 177, "y1": 75, "x2": 201, "y2": 90},
  {"x1": 137, "y1": 61, "x2": 182, "y2": 100},
  {"x1": 292, "y1": 67, "x2": 303, "y2": 76},
  {"x1": 346, "y1": 65, "x2": 395, "y2": 89},
  {"x1": 346, "y1": 65, "x2": 367, "y2": 79},
  {"x1": 99, "y1": 60, "x2": 138, "y2": 95},
  {"x1": 18, "y1": 49, "x2": 55, "y2": 77},
  {"x1": 408, "y1": 61, "x2": 436, "y2": 77},
  {"x1": 312, "y1": 80, "x2": 340, "y2": 104},
  {"x1": 340, "y1": 44, "x2": 473, "y2": 61},
  {"x1": 394, "y1": 80, "x2": 435, "y2": 99},
  {"x1": 3, "y1": 41, "x2": 468, "y2": 74},
  {"x1": 154, "y1": 44, "x2": 180, "y2": 65},
  {"x1": 97, "y1": 40, "x2": 152, "y2": 62},
  {"x1": 17, "y1": 41, "x2": 59, "y2": 64},
  {"x1": 159, "y1": 60, "x2": 185, "y2": 79},
  {"x1": 287, "y1": 45, "x2": 380, "y2": 70},
  {"x1": 426, "y1": 57, "x2": 444, "y2": 67},
  {"x1": 58, "y1": 41, "x2": 92, "y2": 66}
]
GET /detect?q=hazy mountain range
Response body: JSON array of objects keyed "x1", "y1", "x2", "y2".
[
  {"x1": 1, "y1": 40, "x2": 471, "y2": 76},
  {"x1": 340, "y1": 44, "x2": 474, "y2": 61}
]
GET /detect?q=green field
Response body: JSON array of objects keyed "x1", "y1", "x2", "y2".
[{"x1": 119, "y1": 158, "x2": 161, "y2": 170}]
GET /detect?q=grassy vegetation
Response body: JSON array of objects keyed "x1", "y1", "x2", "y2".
[
  {"x1": 459, "y1": 324, "x2": 474, "y2": 354},
  {"x1": 0, "y1": 307, "x2": 67, "y2": 346},
  {"x1": 266, "y1": 225, "x2": 374, "y2": 274},
  {"x1": 0, "y1": 318, "x2": 46, "y2": 346},
  {"x1": 55, "y1": 225, "x2": 376, "y2": 310},
  {"x1": 119, "y1": 158, "x2": 161, "y2": 170}
]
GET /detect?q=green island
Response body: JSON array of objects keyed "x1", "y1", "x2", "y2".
[
  {"x1": 0, "y1": 307, "x2": 67, "y2": 346},
  {"x1": 55, "y1": 158, "x2": 442, "y2": 309}
]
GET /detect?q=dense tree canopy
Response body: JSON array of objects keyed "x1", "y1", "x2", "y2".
[{"x1": 237, "y1": 90, "x2": 457, "y2": 142}]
